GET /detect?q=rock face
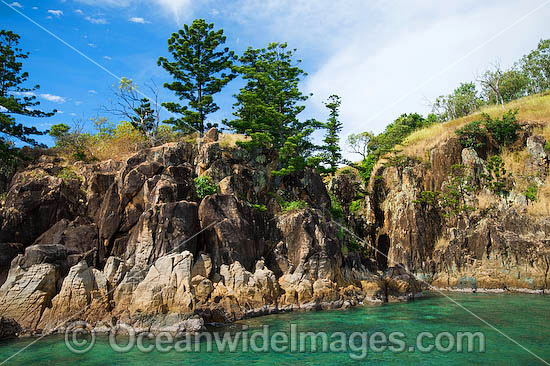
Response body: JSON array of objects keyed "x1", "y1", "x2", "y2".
[
  {"x1": 348, "y1": 126, "x2": 550, "y2": 292},
  {"x1": 0, "y1": 317, "x2": 21, "y2": 339},
  {"x1": 0, "y1": 130, "x2": 392, "y2": 334}
]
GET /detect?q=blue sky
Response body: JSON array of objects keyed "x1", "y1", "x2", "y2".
[{"x1": 1, "y1": 0, "x2": 550, "y2": 159}]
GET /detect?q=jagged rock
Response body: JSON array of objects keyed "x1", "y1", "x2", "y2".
[
  {"x1": 329, "y1": 172, "x2": 362, "y2": 206},
  {"x1": 0, "y1": 243, "x2": 23, "y2": 286},
  {"x1": 0, "y1": 171, "x2": 85, "y2": 245},
  {"x1": 125, "y1": 201, "x2": 199, "y2": 268},
  {"x1": 198, "y1": 194, "x2": 268, "y2": 271},
  {"x1": 527, "y1": 135, "x2": 549, "y2": 175},
  {"x1": 0, "y1": 317, "x2": 21, "y2": 339},
  {"x1": 203, "y1": 128, "x2": 219, "y2": 144},
  {"x1": 275, "y1": 209, "x2": 343, "y2": 283},
  {"x1": 0, "y1": 263, "x2": 60, "y2": 329},
  {"x1": 38, "y1": 261, "x2": 110, "y2": 330},
  {"x1": 191, "y1": 253, "x2": 212, "y2": 279},
  {"x1": 15, "y1": 244, "x2": 68, "y2": 269},
  {"x1": 103, "y1": 256, "x2": 127, "y2": 288},
  {"x1": 128, "y1": 252, "x2": 194, "y2": 315}
]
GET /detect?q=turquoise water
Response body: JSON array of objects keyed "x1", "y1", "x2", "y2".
[{"x1": 1, "y1": 292, "x2": 549, "y2": 365}]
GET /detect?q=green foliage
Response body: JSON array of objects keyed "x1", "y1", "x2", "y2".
[
  {"x1": 349, "y1": 199, "x2": 362, "y2": 213},
  {"x1": 525, "y1": 183, "x2": 538, "y2": 204},
  {"x1": 354, "y1": 113, "x2": 434, "y2": 182},
  {"x1": 519, "y1": 39, "x2": 550, "y2": 94},
  {"x1": 194, "y1": 175, "x2": 217, "y2": 199},
  {"x1": 158, "y1": 19, "x2": 235, "y2": 134},
  {"x1": 329, "y1": 193, "x2": 344, "y2": 219},
  {"x1": 440, "y1": 164, "x2": 475, "y2": 226},
  {"x1": 545, "y1": 141, "x2": 550, "y2": 153},
  {"x1": 456, "y1": 121, "x2": 487, "y2": 149},
  {"x1": 483, "y1": 110, "x2": 520, "y2": 146},
  {"x1": 0, "y1": 191, "x2": 6, "y2": 202},
  {"x1": 227, "y1": 42, "x2": 311, "y2": 149},
  {"x1": 432, "y1": 82, "x2": 483, "y2": 121},
  {"x1": 456, "y1": 111, "x2": 520, "y2": 150},
  {"x1": 49, "y1": 123, "x2": 70, "y2": 140},
  {"x1": 251, "y1": 203, "x2": 267, "y2": 212},
  {"x1": 482, "y1": 155, "x2": 514, "y2": 198},
  {"x1": 280, "y1": 200, "x2": 308, "y2": 212},
  {"x1": 1, "y1": 30, "x2": 55, "y2": 174},
  {"x1": 347, "y1": 131, "x2": 375, "y2": 160},
  {"x1": 55, "y1": 167, "x2": 81, "y2": 181},
  {"x1": 413, "y1": 191, "x2": 441, "y2": 207},
  {"x1": 317, "y1": 94, "x2": 344, "y2": 176}
]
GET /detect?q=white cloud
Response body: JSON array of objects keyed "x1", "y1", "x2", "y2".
[
  {"x1": 0, "y1": 106, "x2": 7, "y2": 112},
  {"x1": 76, "y1": 0, "x2": 191, "y2": 23},
  {"x1": 75, "y1": 9, "x2": 84, "y2": 15},
  {"x1": 75, "y1": 101, "x2": 83, "y2": 106},
  {"x1": 9, "y1": 2, "x2": 23, "y2": 8},
  {"x1": 32, "y1": 6, "x2": 38, "y2": 10},
  {"x1": 103, "y1": 55, "x2": 112, "y2": 60},
  {"x1": 47, "y1": 9, "x2": 63, "y2": 17},
  {"x1": 129, "y1": 17, "x2": 150, "y2": 24},
  {"x1": 56, "y1": 110, "x2": 64, "y2": 114},
  {"x1": 88, "y1": 43, "x2": 97, "y2": 48},
  {"x1": 88, "y1": 90, "x2": 98, "y2": 95},
  {"x1": 70, "y1": 113, "x2": 78, "y2": 116},
  {"x1": 85, "y1": 16, "x2": 108, "y2": 24},
  {"x1": 40, "y1": 93, "x2": 66, "y2": 103}
]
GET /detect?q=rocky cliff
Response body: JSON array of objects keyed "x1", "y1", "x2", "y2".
[
  {"x1": 0, "y1": 129, "x2": 418, "y2": 335},
  {"x1": 338, "y1": 122, "x2": 550, "y2": 292}
]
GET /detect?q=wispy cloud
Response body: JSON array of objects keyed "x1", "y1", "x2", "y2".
[
  {"x1": 75, "y1": 0, "x2": 192, "y2": 23},
  {"x1": 88, "y1": 43, "x2": 97, "y2": 48},
  {"x1": 9, "y1": 2, "x2": 23, "y2": 8},
  {"x1": 85, "y1": 16, "x2": 108, "y2": 24},
  {"x1": 47, "y1": 9, "x2": 63, "y2": 17},
  {"x1": 74, "y1": 101, "x2": 83, "y2": 106},
  {"x1": 40, "y1": 93, "x2": 66, "y2": 103},
  {"x1": 32, "y1": 6, "x2": 38, "y2": 10},
  {"x1": 75, "y1": 9, "x2": 84, "y2": 15},
  {"x1": 103, "y1": 56, "x2": 112, "y2": 60},
  {"x1": 129, "y1": 17, "x2": 150, "y2": 24},
  {"x1": 88, "y1": 90, "x2": 98, "y2": 95}
]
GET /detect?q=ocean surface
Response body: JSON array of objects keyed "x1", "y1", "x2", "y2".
[{"x1": 1, "y1": 292, "x2": 549, "y2": 365}]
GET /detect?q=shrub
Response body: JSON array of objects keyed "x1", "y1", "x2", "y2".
[
  {"x1": 329, "y1": 193, "x2": 344, "y2": 219},
  {"x1": 483, "y1": 110, "x2": 520, "y2": 146},
  {"x1": 456, "y1": 121, "x2": 487, "y2": 149},
  {"x1": 56, "y1": 167, "x2": 81, "y2": 181},
  {"x1": 349, "y1": 199, "x2": 362, "y2": 213},
  {"x1": 482, "y1": 155, "x2": 514, "y2": 198},
  {"x1": 251, "y1": 204, "x2": 267, "y2": 212},
  {"x1": 281, "y1": 200, "x2": 308, "y2": 212},
  {"x1": 525, "y1": 183, "x2": 538, "y2": 204},
  {"x1": 194, "y1": 175, "x2": 217, "y2": 199}
]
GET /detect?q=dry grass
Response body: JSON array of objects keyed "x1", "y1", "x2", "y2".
[
  {"x1": 402, "y1": 93, "x2": 550, "y2": 159},
  {"x1": 218, "y1": 133, "x2": 250, "y2": 149},
  {"x1": 476, "y1": 190, "x2": 496, "y2": 211},
  {"x1": 433, "y1": 235, "x2": 450, "y2": 252},
  {"x1": 501, "y1": 148, "x2": 531, "y2": 193},
  {"x1": 527, "y1": 176, "x2": 550, "y2": 217}
]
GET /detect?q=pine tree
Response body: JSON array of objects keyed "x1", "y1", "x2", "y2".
[
  {"x1": 319, "y1": 94, "x2": 343, "y2": 175},
  {"x1": 0, "y1": 30, "x2": 55, "y2": 180},
  {"x1": 158, "y1": 19, "x2": 235, "y2": 134},
  {"x1": 227, "y1": 43, "x2": 312, "y2": 149},
  {"x1": 0, "y1": 30, "x2": 55, "y2": 149}
]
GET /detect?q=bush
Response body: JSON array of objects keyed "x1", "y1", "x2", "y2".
[
  {"x1": 56, "y1": 167, "x2": 81, "y2": 181},
  {"x1": 349, "y1": 199, "x2": 362, "y2": 213},
  {"x1": 194, "y1": 175, "x2": 217, "y2": 199},
  {"x1": 456, "y1": 121, "x2": 487, "y2": 149},
  {"x1": 483, "y1": 110, "x2": 520, "y2": 146},
  {"x1": 482, "y1": 155, "x2": 514, "y2": 198},
  {"x1": 329, "y1": 193, "x2": 344, "y2": 219},
  {"x1": 280, "y1": 200, "x2": 308, "y2": 212},
  {"x1": 251, "y1": 204, "x2": 267, "y2": 212},
  {"x1": 524, "y1": 183, "x2": 538, "y2": 204}
]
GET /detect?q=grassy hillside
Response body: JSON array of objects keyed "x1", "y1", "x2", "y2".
[{"x1": 401, "y1": 92, "x2": 550, "y2": 159}]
